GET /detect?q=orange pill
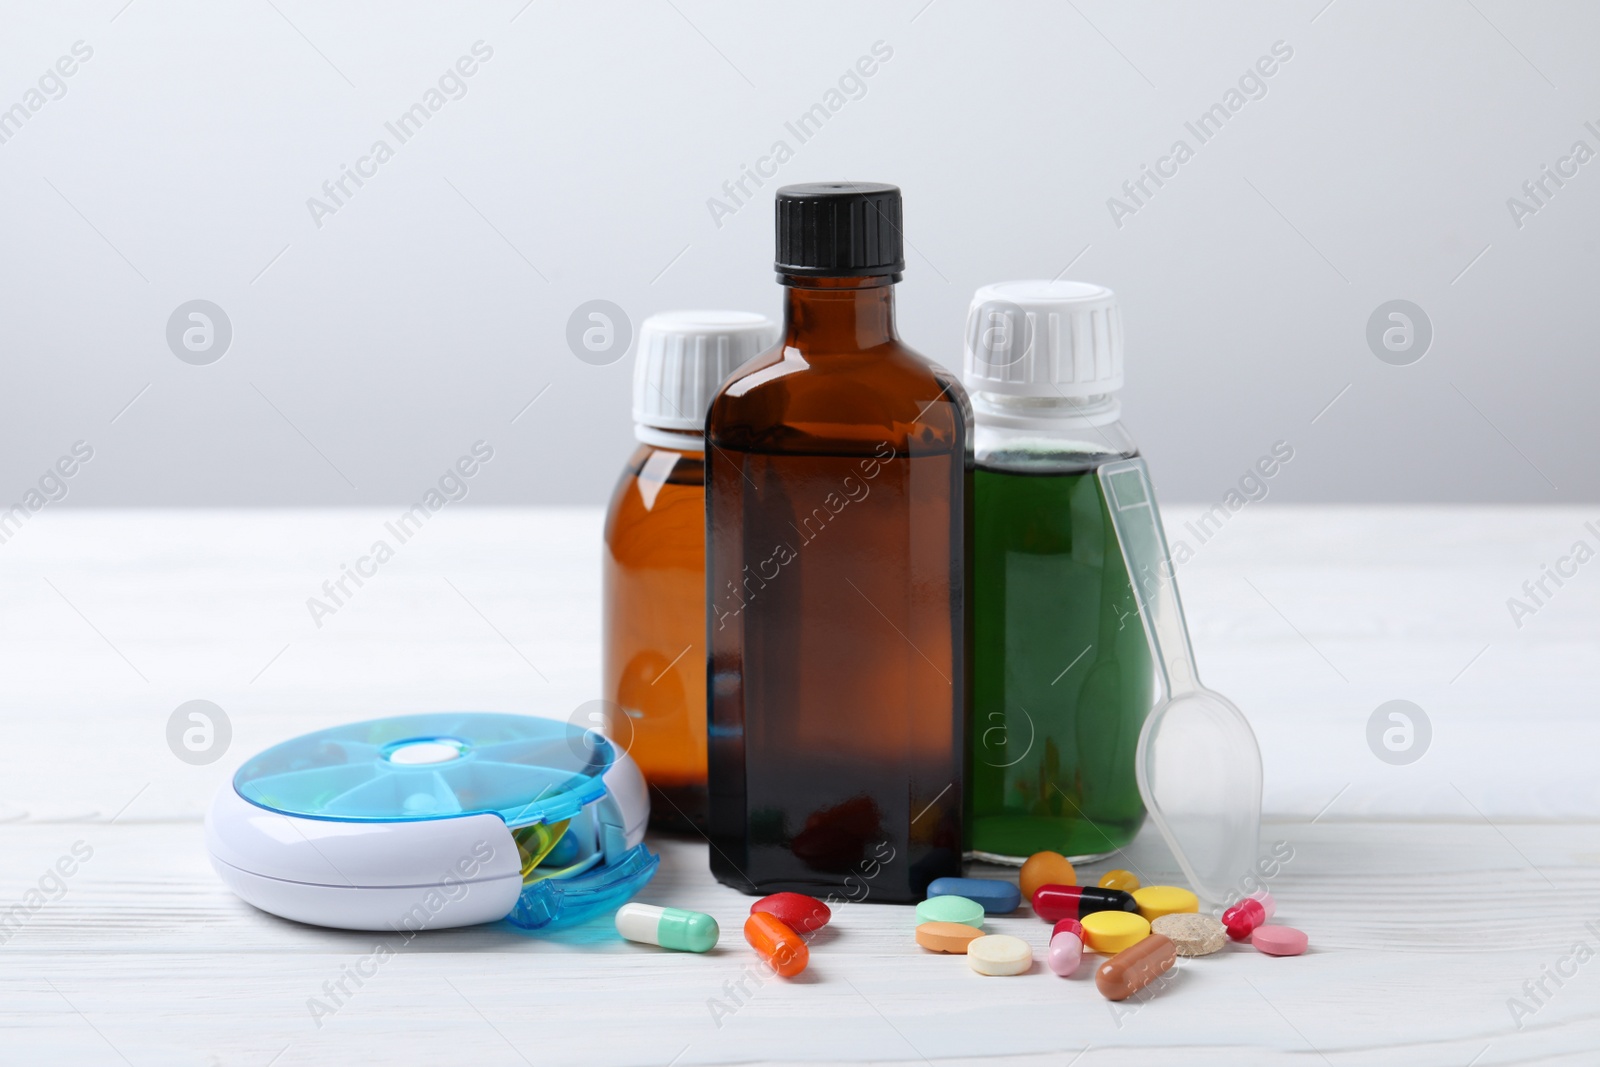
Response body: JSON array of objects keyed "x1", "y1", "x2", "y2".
[
  {"x1": 744, "y1": 912, "x2": 808, "y2": 977},
  {"x1": 1095, "y1": 933, "x2": 1177, "y2": 1001},
  {"x1": 1020, "y1": 851, "x2": 1077, "y2": 901},
  {"x1": 915, "y1": 921, "x2": 986, "y2": 954}
]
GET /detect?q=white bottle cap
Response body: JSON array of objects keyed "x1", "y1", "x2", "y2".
[
  {"x1": 632, "y1": 310, "x2": 776, "y2": 433},
  {"x1": 963, "y1": 280, "x2": 1123, "y2": 398}
]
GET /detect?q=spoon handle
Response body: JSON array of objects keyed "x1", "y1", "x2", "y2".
[{"x1": 1097, "y1": 458, "x2": 1202, "y2": 699}]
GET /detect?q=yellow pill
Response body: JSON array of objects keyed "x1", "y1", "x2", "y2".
[
  {"x1": 1081, "y1": 910, "x2": 1150, "y2": 954},
  {"x1": 1099, "y1": 869, "x2": 1139, "y2": 892},
  {"x1": 1020, "y1": 851, "x2": 1076, "y2": 900},
  {"x1": 1132, "y1": 885, "x2": 1199, "y2": 921}
]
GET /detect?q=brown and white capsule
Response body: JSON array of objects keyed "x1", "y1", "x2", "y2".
[{"x1": 1095, "y1": 933, "x2": 1177, "y2": 1001}]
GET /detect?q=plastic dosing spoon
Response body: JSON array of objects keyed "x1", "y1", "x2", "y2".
[{"x1": 1097, "y1": 459, "x2": 1263, "y2": 906}]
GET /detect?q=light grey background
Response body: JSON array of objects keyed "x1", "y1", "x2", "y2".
[{"x1": 1, "y1": 0, "x2": 1593, "y2": 507}]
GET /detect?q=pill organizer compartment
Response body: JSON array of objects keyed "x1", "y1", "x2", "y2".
[{"x1": 206, "y1": 712, "x2": 655, "y2": 932}]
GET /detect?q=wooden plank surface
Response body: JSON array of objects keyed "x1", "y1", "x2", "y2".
[
  {"x1": 1, "y1": 506, "x2": 1596, "y2": 1065},
  {"x1": 3, "y1": 822, "x2": 1597, "y2": 1066}
]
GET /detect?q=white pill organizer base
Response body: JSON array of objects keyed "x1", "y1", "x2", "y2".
[
  {"x1": 205, "y1": 712, "x2": 652, "y2": 932},
  {"x1": 206, "y1": 792, "x2": 525, "y2": 931}
]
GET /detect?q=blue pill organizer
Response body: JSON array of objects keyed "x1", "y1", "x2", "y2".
[{"x1": 205, "y1": 712, "x2": 655, "y2": 932}]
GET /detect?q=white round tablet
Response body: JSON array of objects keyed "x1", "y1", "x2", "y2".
[{"x1": 967, "y1": 933, "x2": 1032, "y2": 976}]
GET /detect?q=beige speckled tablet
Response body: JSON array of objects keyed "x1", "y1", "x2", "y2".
[{"x1": 1151, "y1": 912, "x2": 1226, "y2": 956}]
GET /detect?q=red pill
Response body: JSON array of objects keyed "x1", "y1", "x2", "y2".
[
  {"x1": 1223, "y1": 899, "x2": 1265, "y2": 940},
  {"x1": 1221, "y1": 891, "x2": 1275, "y2": 939},
  {"x1": 744, "y1": 912, "x2": 809, "y2": 977},
  {"x1": 1051, "y1": 918, "x2": 1084, "y2": 941},
  {"x1": 1032, "y1": 884, "x2": 1140, "y2": 922},
  {"x1": 1222, "y1": 898, "x2": 1268, "y2": 941},
  {"x1": 751, "y1": 892, "x2": 831, "y2": 935}
]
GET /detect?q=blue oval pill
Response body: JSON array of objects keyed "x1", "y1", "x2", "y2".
[{"x1": 927, "y1": 876, "x2": 1021, "y2": 915}]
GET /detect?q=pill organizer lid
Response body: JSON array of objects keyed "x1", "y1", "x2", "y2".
[{"x1": 233, "y1": 712, "x2": 615, "y2": 829}]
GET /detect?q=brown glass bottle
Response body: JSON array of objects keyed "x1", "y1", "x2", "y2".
[
  {"x1": 603, "y1": 440, "x2": 709, "y2": 831},
  {"x1": 706, "y1": 183, "x2": 971, "y2": 903},
  {"x1": 603, "y1": 311, "x2": 776, "y2": 833}
]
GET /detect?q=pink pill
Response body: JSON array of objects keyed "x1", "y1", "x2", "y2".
[
  {"x1": 1251, "y1": 925, "x2": 1308, "y2": 956},
  {"x1": 1051, "y1": 918, "x2": 1084, "y2": 941},
  {"x1": 1048, "y1": 931, "x2": 1084, "y2": 976}
]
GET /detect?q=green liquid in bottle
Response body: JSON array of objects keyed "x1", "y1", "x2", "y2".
[{"x1": 968, "y1": 461, "x2": 1153, "y2": 862}]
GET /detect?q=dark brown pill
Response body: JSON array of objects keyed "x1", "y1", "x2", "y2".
[{"x1": 1095, "y1": 933, "x2": 1177, "y2": 1001}]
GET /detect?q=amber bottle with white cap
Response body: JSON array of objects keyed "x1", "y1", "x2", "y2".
[{"x1": 603, "y1": 310, "x2": 775, "y2": 832}]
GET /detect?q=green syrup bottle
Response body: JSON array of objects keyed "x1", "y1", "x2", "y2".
[{"x1": 964, "y1": 281, "x2": 1153, "y2": 863}]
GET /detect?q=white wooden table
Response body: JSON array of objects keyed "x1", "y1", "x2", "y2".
[{"x1": 2, "y1": 506, "x2": 1596, "y2": 1066}]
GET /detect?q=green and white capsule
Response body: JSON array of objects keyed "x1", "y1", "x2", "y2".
[{"x1": 615, "y1": 903, "x2": 719, "y2": 953}]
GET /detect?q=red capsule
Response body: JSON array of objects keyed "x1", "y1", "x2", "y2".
[
  {"x1": 751, "y1": 892, "x2": 831, "y2": 935},
  {"x1": 1032, "y1": 884, "x2": 1140, "y2": 922},
  {"x1": 1051, "y1": 917, "x2": 1084, "y2": 941},
  {"x1": 1222, "y1": 898, "x2": 1266, "y2": 941}
]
